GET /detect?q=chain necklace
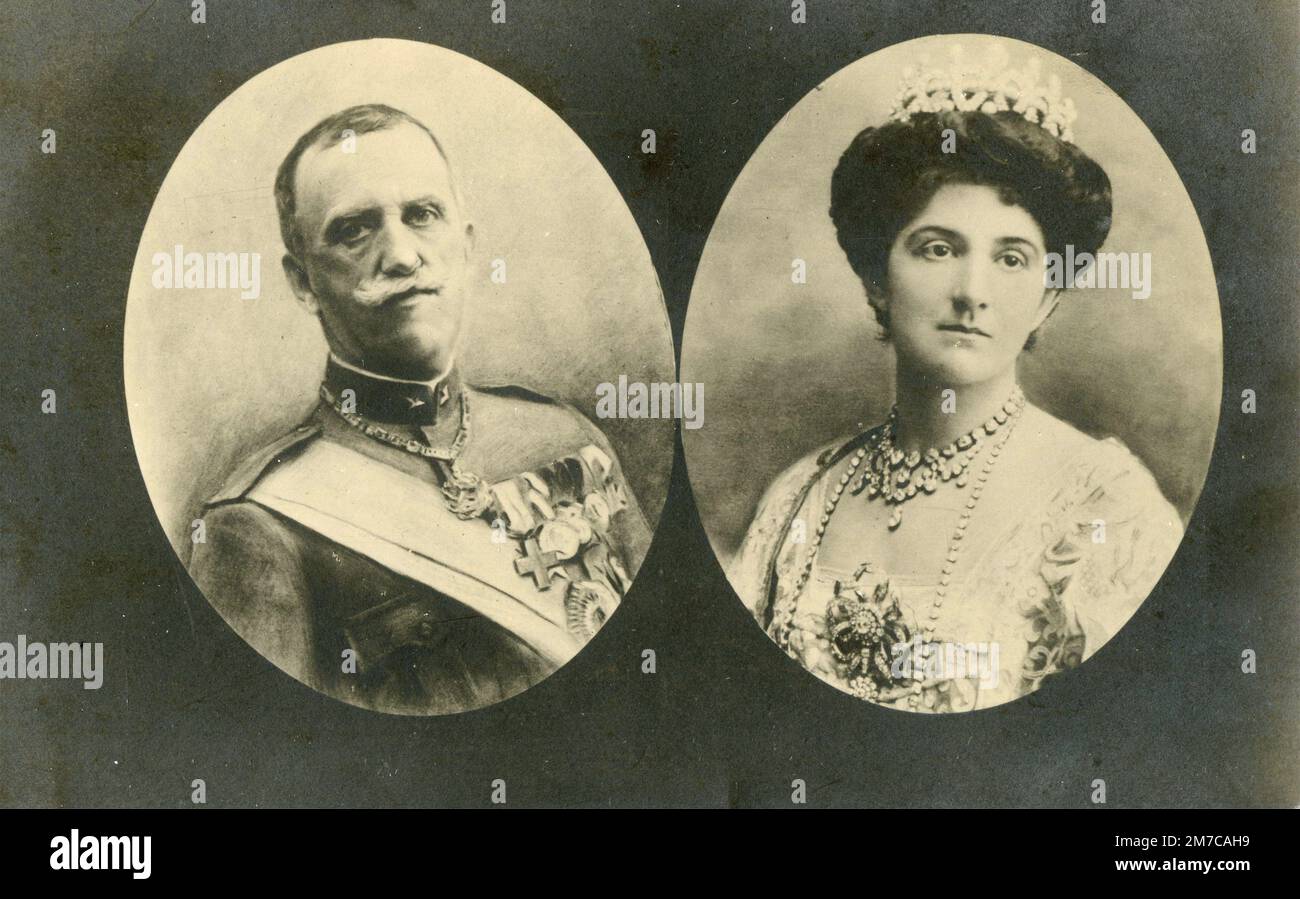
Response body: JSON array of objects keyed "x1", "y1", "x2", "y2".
[
  {"x1": 319, "y1": 383, "x2": 493, "y2": 520},
  {"x1": 778, "y1": 387, "x2": 1026, "y2": 709},
  {"x1": 851, "y1": 386, "x2": 1025, "y2": 530},
  {"x1": 320, "y1": 383, "x2": 471, "y2": 460}
]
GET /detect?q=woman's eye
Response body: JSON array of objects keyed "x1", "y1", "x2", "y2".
[{"x1": 919, "y1": 242, "x2": 953, "y2": 260}]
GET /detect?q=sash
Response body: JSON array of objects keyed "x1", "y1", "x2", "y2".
[{"x1": 246, "y1": 439, "x2": 583, "y2": 667}]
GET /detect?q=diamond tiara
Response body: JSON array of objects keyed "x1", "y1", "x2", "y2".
[{"x1": 888, "y1": 44, "x2": 1079, "y2": 143}]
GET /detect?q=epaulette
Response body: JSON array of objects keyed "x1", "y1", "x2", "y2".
[
  {"x1": 469, "y1": 382, "x2": 608, "y2": 465},
  {"x1": 204, "y1": 422, "x2": 323, "y2": 506},
  {"x1": 470, "y1": 381, "x2": 561, "y2": 407},
  {"x1": 471, "y1": 382, "x2": 592, "y2": 433}
]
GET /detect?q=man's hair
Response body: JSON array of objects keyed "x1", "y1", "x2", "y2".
[{"x1": 274, "y1": 103, "x2": 454, "y2": 261}]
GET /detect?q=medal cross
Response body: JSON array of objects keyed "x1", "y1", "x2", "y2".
[{"x1": 514, "y1": 537, "x2": 561, "y2": 590}]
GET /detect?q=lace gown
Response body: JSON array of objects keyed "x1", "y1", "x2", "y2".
[{"x1": 729, "y1": 404, "x2": 1184, "y2": 712}]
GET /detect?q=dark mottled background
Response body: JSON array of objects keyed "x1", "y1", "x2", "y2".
[{"x1": 0, "y1": 0, "x2": 1296, "y2": 808}]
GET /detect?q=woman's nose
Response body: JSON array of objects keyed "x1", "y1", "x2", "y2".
[{"x1": 951, "y1": 258, "x2": 993, "y2": 311}]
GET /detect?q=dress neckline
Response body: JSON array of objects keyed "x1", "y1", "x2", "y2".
[{"x1": 799, "y1": 406, "x2": 1111, "y2": 597}]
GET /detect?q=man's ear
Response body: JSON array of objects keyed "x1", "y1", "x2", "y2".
[
  {"x1": 282, "y1": 254, "x2": 319, "y2": 316},
  {"x1": 1033, "y1": 287, "x2": 1063, "y2": 331},
  {"x1": 462, "y1": 222, "x2": 476, "y2": 260}
]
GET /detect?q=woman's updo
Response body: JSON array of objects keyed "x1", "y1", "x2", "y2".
[{"x1": 830, "y1": 110, "x2": 1112, "y2": 326}]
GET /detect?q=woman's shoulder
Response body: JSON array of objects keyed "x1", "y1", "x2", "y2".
[
  {"x1": 1018, "y1": 402, "x2": 1184, "y2": 541},
  {"x1": 1012, "y1": 405, "x2": 1185, "y2": 665},
  {"x1": 1023, "y1": 404, "x2": 1166, "y2": 488},
  {"x1": 1020, "y1": 403, "x2": 1120, "y2": 461},
  {"x1": 751, "y1": 423, "x2": 892, "y2": 523},
  {"x1": 728, "y1": 428, "x2": 878, "y2": 617},
  {"x1": 766, "y1": 429, "x2": 877, "y2": 497}
]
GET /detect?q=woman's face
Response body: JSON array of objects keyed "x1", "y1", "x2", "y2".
[{"x1": 879, "y1": 182, "x2": 1058, "y2": 386}]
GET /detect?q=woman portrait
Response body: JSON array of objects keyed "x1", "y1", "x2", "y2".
[{"x1": 681, "y1": 36, "x2": 1221, "y2": 713}]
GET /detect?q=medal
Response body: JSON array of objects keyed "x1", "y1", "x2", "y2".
[
  {"x1": 438, "y1": 460, "x2": 494, "y2": 521},
  {"x1": 322, "y1": 383, "x2": 495, "y2": 521}
]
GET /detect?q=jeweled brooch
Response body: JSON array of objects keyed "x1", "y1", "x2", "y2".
[{"x1": 825, "y1": 566, "x2": 912, "y2": 701}]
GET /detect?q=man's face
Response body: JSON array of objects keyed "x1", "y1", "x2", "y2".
[
  {"x1": 880, "y1": 183, "x2": 1058, "y2": 386},
  {"x1": 284, "y1": 123, "x2": 473, "y2": 381}
]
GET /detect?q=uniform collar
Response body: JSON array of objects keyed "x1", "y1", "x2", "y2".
[{"x1": 324, "y1": 353, "x2": 461, "y2": 426}]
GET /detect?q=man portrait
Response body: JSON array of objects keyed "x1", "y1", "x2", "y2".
[{"x1": 124, "y1": 42, "x2": 673, "y2": 715}]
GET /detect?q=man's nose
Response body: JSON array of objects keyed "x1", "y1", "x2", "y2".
[
  {"x1": 375, "y1": 219, "x2": 423, "y2": 277},
  {"x1": 951, "y1": 258, "x2": 993, "y2": 314}
]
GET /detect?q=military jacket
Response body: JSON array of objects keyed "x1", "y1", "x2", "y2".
[{"x1": 187, "y1": 357, "x2": 652, "y2": 714}]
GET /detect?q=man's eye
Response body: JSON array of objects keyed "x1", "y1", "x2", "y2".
[
  {"x1": 336, "y1": 221, "x2": 370, "y2": 244},
  {"x1": 997, "y1": 252, "x2": 1028, "y2": 270},
  {"x1": 919, "y1": 241, "x2": 953, "y2": 260},
  {"x1": 406, "y1": 206, "x2": 443, "y2": 226}
]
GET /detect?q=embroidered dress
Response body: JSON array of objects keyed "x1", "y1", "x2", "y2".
[{"x1": 729, "y1": 404, "x2": 1184, "y2": 712}]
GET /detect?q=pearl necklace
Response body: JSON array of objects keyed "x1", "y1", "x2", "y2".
[
  {"x1": 851, "y1": 387, "x2": 1025, "y2": 529},
  {"x1": 774, "y1": 388, "x2": 1026, "y2": 708}
]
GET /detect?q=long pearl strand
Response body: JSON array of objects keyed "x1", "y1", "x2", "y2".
[{"x1": 776, "y1": 388, "x2": 1027, "y2": 708}]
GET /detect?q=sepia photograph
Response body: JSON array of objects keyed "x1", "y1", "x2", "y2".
[
  {"x1": 682, "y1": 34, "x2": 1222, "y2": 712},
  {"x1": 123, "y1": 39, "x2": 675, "y2": 715},
  {"x1": 0, "y1": 0, "x2": 1294, "y2": 836}
]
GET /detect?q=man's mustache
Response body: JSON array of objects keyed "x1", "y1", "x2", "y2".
[{"x1": 352, "y1": 274, "x2": 444, "y2": 307}]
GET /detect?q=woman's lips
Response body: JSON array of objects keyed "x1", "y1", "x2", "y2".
[{"x1": 937, "y1": 323, "x2": 991, "y2": 338}]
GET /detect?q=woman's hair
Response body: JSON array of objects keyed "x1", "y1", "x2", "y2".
[{"x1": 829, "y1": 110, "x2": 1112, "y2": 342}]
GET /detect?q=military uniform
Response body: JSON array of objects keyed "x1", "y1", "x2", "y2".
[{"x1": 188, "y1": 355, "x2": 652, "y2": 715}]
